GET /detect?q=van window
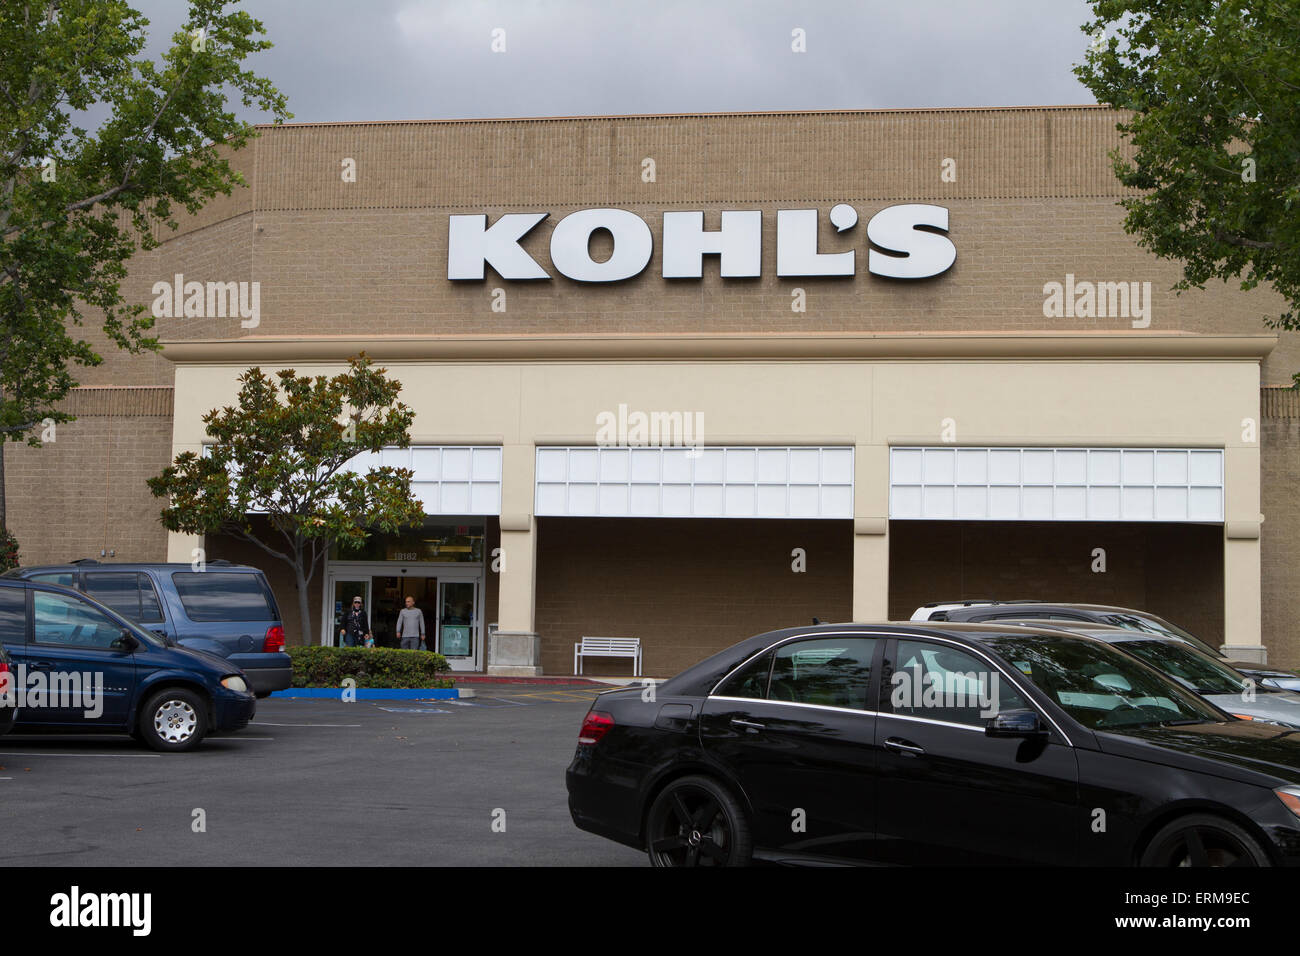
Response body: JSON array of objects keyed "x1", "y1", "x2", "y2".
[
  {"x1": 171, "y1": 572, "x2": 274, "y2": 622},
  {"x1": 83, "y1": 572, "x2": 165, "y2": 624},
  {"x1": 0, "y1": 587, "x2": 25, "y2": 644}
]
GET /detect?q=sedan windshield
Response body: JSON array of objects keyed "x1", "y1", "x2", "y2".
[
  {"x1": 977, "y1": 633, "x2": 1228, "y2": 731},
  {"x1": 1115, "y1": 640, "x2": 1252, "y2": 697},
  {"x1": 1100, "y1": 613, "x2": 1221, "y2": 659}
]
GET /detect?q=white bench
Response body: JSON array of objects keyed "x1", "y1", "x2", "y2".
[{"x1": 575, "y1": 636, "x2": 642, "y2": 676}]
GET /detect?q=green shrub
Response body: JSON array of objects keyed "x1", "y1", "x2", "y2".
[
  {"x1": 0, "y1": 527, "x2": 17, "y2": 573},
  {"x1": 288, "y1": 645, "x2": 454, "y2": 689}
]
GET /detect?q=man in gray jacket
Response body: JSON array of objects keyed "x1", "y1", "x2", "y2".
[{"x1": 395, "y1": 595, "x2": 427, "y2": 650}]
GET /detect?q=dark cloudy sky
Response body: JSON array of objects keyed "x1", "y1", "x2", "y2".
[{"x1": 125, "y1": 0, "x2": 1098, "y2": 122}]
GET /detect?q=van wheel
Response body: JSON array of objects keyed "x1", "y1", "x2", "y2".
[
  {"x1": 1140, "y1": 814, "x2": 1272, "y2": 867},
  {"x1": 138, "y1": 689, "x2": 208, "y2": 753},
  {"x1": 645, "y1": 775, "x2": 752, "y2": 867}
]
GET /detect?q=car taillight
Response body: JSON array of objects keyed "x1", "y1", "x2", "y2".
[
  {"x1": 263, "y1": 625, "x2": 285, "y2": 653},
  {"x1": 578, "y1": 710, "x2": 614, "y2": 745}
]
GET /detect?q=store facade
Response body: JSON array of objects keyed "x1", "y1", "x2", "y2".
[{"x1": 7, "y1": 106, "x2": 1298, "y2": 675}]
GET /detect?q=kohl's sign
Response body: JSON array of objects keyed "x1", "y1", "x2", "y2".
[{"x1": 447, "y1": 204, "x2": 955, "y2": 282}]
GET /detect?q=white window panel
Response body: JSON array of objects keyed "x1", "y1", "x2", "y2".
[
  {"x1": 536, "y1": 448, "x2": 568, "y2": 483},
  {"x1": 757, "y1": 448, "x2": 789, "y2": 484},
  {"x1": 472, "y1": 447, "x2": 501, "y2": 481},
  {"x1": 1057, "y1": 450, "x2": 1088, "y2": 485},
  {"x1": 1122, "y1": 450, "x2": 1154, "y2": 486},
  {"x1": 891, "y1": 447, "x2": 1223, "y2": 524},
  {"x1": 1189, "y1": 487, "x2": 1223, "y2": 522},
  {"x1": 536, "y1": 446, "x2": 854, "y2": 519},
  {"x1": 955, "y1": 449, "x2": 987, "y2": 486},
  {"x1": 629, "y1": 484, "x2": 661, "y2": 515},
  {"x1": 955, "y1": 486, "x2": 987, "y2": 519},
  {"x1": 343, "y1": 445, "x2": 502, "y2": 516},
  {"x1": 694, "y1": 484, "x2": 725, "y2": 516},
  {"x1": 789, "y1": 448, "x2": 820, "y2": 484},
  {"x1": 442, "y1": 448, "x2": 472, "y2": 481},
  {"x1": 822, "y1": 448, "x2": 855, "y2": 484},
  {"x1": 598, "y1": 484, "x2": 629, "y2": 516},
  {"x1": 1189, "y1": 450, "x2": 1222, "y2": 486},
  {"x1": 1122, "y1": 486, "x2": 1154, "y2": 521},
  {"x1": 599, "y1": 447, "x2": 630, "y2": 483},
  {"x1": 440, "y1": 482, "x2": 470, "y2": 513},
  {"x1": 1087, "y1": 486, "x2": 1121, "y2": 521},
  {"x1": 891, "y1": 486, "x2": 923, "y2": 519},
  {"x1": 725, "y1": 448, "x2": 757, "y2": 484},
  {"x1": 1087, "y1": 450, "x2": 1121, "y2": 486},
  {"x1": 923, "y1": 448, "x2": 956, "y2": 485},
  {"x1": 725, "y1": 484, "x2": 756, "y2": 517},
  {"x1": 1056, "y1": 486, "x2": 1087, "y2": 519},
  {"x1": 1155, "y1": 450, "x2": 1188, "y2": 485},
  {"x1": 892, "y1": 448, "x2": 924, "y2": 485},
  {"x1": 630, "y1": 448, "x2": 660, "y2": 483},
  {"x1": 1022, "y1": 450, "x2": 1054, "y2": 485}
]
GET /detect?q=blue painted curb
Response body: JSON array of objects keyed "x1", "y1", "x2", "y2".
[{"x1": 270, "y1": 688, "x2": 459, "y2": 701}]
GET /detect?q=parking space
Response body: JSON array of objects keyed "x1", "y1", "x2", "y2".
[{"x1": 0, "y1": 695, "x2": 645, "y2": 867}]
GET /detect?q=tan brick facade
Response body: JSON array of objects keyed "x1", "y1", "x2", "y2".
[{"x1": 5, "y1": 106, "x2": 1298, "y2": 672}]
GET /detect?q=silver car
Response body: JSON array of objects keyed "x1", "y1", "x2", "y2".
[{"x1": 1006, "y1": 620, "x2": 1300, "y2": 730}]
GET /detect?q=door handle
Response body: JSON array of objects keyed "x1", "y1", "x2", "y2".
[
  {"x1": 730, "y1": 718, "x2": 765, "y2": 733},
  {"x1": 884, "y1": 737, "x2": 925, "y2": 756},
  {"x1": 31, "y1": 661, "x2": 54, "y2": 669}
]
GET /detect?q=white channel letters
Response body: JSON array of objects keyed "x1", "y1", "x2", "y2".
[{"x1": 447, "y1": 204, "x2": 956, "y2": 282}]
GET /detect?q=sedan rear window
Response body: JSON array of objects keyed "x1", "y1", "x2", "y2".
[{"x1": 171, "y1": 572, "x2": 274, "y2": 622}]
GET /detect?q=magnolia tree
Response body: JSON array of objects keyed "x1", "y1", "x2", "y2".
[{"x1": 148, "y1": 356, "x2": 425, "y2": 646}]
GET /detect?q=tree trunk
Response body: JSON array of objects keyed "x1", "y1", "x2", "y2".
[{"x1": 294, "y1": 551, "x2": 314, "y2": 648}]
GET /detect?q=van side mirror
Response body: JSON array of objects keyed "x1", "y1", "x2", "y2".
[
  {"x1": 986, "y1": 708, "x2": 1048, "y2": 738},
  {"x1": 111, "y1": 631, "x2": 139, "y2": 652}
]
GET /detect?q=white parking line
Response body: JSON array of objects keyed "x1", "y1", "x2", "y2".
[
  {"x1": 208, "y1": 737, "x2": 275, "y2": 741},
  {"x1": 0, "y1": 751, "x2": 159, "y2": 758},
  {"x1": 254, "y1": 722, "x2": 361, "y2": 728}
]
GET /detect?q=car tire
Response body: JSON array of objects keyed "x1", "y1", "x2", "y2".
[
  {"x1": 138, "y1": 688, "x2": 208, "y2": 753},
  {"x1": 1140, "y1": 813, "x2": 1272, "y2": 867},
  {"x1": 645, "y1": 775, "x2": 753, "y2": 867}
]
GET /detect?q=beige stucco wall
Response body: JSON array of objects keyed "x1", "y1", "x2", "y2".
[{"x1": 164, "y1": 338, "x2": 1266, "y2": 651}]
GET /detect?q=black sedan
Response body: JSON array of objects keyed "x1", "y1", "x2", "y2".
[{"x1": 566, "y1": 622, "x2": 1300, "y2": 866}]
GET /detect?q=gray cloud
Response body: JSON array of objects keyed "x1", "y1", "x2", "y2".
[{"x1": 117, "y1": 0, "x2": 1098, "y2": 123}]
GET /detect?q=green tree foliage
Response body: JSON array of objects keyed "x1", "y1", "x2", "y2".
[
  {"x1": 1075, "y1": 0, "x2": 1300, "y2": 375},
  {"x1": 0, "y1": 0, "x2": 289, "y2": 528},
  {"x1": 148, "y1": 356, "x2": 426, "y2": 646}
]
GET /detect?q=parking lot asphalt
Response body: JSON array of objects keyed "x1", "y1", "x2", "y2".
[{"x1": 0, "y1": 691, "x2": 646, "y2": 866}]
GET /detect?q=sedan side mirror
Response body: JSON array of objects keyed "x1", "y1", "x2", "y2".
[
  {"x1": 111, "y1": 631, "x2": 139, "y2": 652},
  {"x1": 986, "y1": 708, "x2": 1049, "y2": 738}
]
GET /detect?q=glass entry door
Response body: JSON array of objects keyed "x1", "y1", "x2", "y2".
[
  {"x1": 332, "y1": 578, "x2": 371, "y2": 646},
  {"x1": 437, "y1": 579, "x2": 479, "y2": 670}
]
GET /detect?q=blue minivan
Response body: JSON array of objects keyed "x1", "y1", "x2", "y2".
[
  {"x1": 0, "y1": 578, "x2": 255, "y2": 751},
  {"x1": 6, "y1": 560, "x2": 291, "y2": 697}
]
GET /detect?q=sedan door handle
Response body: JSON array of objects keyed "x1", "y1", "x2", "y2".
[
  {"x1": 730, "y1": 718, "x2": 765, "y2": 733},
  {"x1": 884, "y1": 737, "x2": 925, "y2": 756}
]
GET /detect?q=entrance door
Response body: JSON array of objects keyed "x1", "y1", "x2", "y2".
[
  {"x1": 437, "y1": 580, "x2": 479, "y2": 671},
  {"x1": 331, "y1": 579, "x2": 371, "y2": 647}
]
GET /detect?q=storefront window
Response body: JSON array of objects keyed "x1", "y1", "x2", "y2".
[{"x1": 330, "y1": 521, "x2": 485, "y2": 563}]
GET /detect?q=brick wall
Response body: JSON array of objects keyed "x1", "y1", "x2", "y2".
[
  {"x1": 4, "y1": 388, "x2": 175, "y2": 565},
  {"x1": 535, "y1": 516, "x2": 853, "y2": 677},
  {"x1": 888, "y1": 520, "x2": 1223, "y2": 644},
  {"x1": 1262, "y1": 388, "x2": 1300, "y2": 670}
]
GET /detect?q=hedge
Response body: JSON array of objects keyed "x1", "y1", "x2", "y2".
[
  {"x1": 0, "y1": 528, "x2": 18, "y2": 574},
  {"x1": 288, "y1": 645, "x2": 454, "y2": 689}
]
